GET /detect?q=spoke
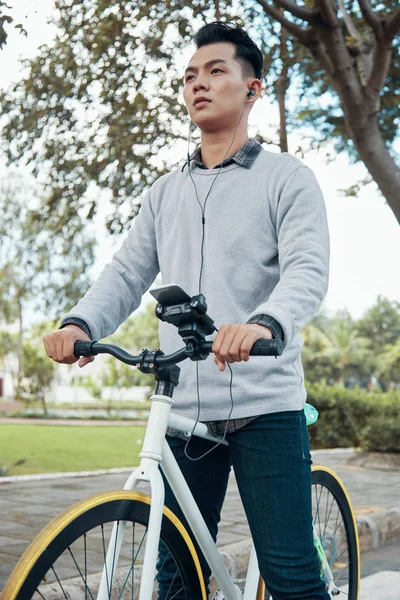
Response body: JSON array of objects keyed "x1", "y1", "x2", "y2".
[
  {"x1": 154, "y1": 543, "x2": 170, "y2": 582},
  {"x1": 312, "y1": 481, "x2": 357, "y2": 600},
  {"x1": 35, "y1": 589, "x2": 46, "y2": 599},
  {"x1": 84, "y1": 533, "x2": 88, "y2": 600},
  {"x1": 132, "y1": 523, "x2": 135, "y2": 600},
  {"x1": 110, "y1": 521, "x2": 120, "y2": 591},
  {"x1": 101, "y1": 524, "x2": 111, "y2": 599},
  {"x1": 329, "y1": 501, "x2": 342, "y2": 556},
  {"x1": 327, "y1": 513, "x2": 346, "y2": 561},
  {"x1": 330, "y1": 537, "x2": 347, "y2": 565},
  {"x1": 322, "y1": 493, "x2": 337, "y2": 546},
  {"x1": 314, "y1": 485, "x2": 323, "y2": 540},
  {"x1": 323, "y1": 487, "x2": 330, "y2": 542},
  {"x1": 165, "y1": 565, "x2": 179, "y2": 598},
  {"x1": 51, "y1": 566, "x2": 69, "y2": 600},
  {"x1": 67, "y1": 547, "x2": 95, "y2": 600},
  {"x1": 332, "y1": 554, "x2": 350, "y2": 580},
  {"x1": 169, "y1": 585, "x2": 186, "y2": 599},
  {"x1": 118, "y1": 527, "x2": 148, "y2": 600}
]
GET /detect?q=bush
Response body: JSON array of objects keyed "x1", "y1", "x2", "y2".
[
  {"x1": 306, "y1": 383, "x2": 400, "y2": 453},
  {"x1": 360, "y1": 417, "x2": 400, "y2": 453}
]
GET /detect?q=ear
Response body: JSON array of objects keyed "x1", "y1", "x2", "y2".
[{"x1": 246, "y1": 79, "x2": 262, "y2": 101}]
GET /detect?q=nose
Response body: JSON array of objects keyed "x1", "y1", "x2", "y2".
[{"x1": 193, "y1": 77, "x2": 209, "y2": 94}]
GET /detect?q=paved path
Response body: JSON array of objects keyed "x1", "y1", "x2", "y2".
[{"x1": 1, "y1": 449, "x2": 399, "y2": 594}]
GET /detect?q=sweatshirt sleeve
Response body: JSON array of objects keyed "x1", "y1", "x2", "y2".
[
  {"x1": 246, "y1": 165, "x2": 330, "y2": 350},
  {"x1": 60, "y1": 188, "x2": 160, "y2": 341}
]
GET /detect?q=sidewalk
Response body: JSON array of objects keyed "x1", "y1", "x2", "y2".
[{"x1": 0, "y1": 448, "x2": 399, "y2": 594}]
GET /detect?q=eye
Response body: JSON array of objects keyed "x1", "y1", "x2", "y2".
[{"x1": 185, "y1": 68, "x2": 223, "y2": 83}]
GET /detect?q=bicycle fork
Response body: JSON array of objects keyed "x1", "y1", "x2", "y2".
[
  {"x1": 96, "y1": 394, "x2": 171, "y2": 600},
  {"x1": 313, "y1": 527, "x2": 340, "y2": 597}
]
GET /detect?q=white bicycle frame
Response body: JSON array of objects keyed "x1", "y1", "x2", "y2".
[{"x1": 96, "y1": 391, "x2": 337, "y2": 600}]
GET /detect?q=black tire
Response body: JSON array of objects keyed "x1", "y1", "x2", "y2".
[
  {"x1": 311, "y1": 466, "x2": 360, "y2": 600},
  {"x1": 2, "y1": 490, "x2": 206, "y2": 600}
]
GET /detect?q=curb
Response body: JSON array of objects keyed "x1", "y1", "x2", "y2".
[
  {"x1": 347, "y1": 451, "x2": 400, "y2": 471},
  {"x1": 0, "y1": 467, "x2": 135, "y2": 484},
  {"x1": 218, "y1": 507, "x2": 400, "y2": 579},
  {"x1": 0, "y1": 447, "x2": 356, "y2": 483},
  {"x1": 356, "y1": 507, "x2": 400, "y2": 552}
]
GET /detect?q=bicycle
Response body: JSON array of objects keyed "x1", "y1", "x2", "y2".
[{"x1": 2, "y1": 291, "x2": 360, "y2": 600}]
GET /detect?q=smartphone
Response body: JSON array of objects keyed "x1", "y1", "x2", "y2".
[{"x1": 150, "y1": 284, "x2": 192, "y2": 306}]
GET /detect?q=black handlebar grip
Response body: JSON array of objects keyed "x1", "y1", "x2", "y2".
[
  {"x1": 74, "y1": 340, "x2": 97, "y2": 357},
  {"x1": 250, "y1": 339, "x2": 283, "y2": 356}
]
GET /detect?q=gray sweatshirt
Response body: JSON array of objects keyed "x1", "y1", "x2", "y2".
[{"x1": 62, "y1": 148, "x2": 330, "y2": 421}]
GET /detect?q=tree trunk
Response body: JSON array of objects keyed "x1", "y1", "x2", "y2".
[
  {"x1": 350, "y1": 119, "x2": 400, "y2": 224},
  {"x1": 276, "y1": 24, "x2": 289, "y2": 153},
  {"x1": 41, "y1": 396, "x2": 48, "y2": 417},
  {"x1": 338, "y1": 356, "x2": 346, "y2": 386},
  {"x1": 16, "y1": 297, "x2": 23, "y2": 400}
]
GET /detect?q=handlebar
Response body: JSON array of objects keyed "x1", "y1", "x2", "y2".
[{"x1": 74, "y1": 338, "x2": 283, "y2": 368}]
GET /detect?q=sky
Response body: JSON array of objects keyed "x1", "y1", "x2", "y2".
[{"x1": 1, "y1": 0, "x2": 400, "y2": 324}]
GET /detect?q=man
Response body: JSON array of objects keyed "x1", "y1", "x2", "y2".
[{"x1": 44, "y1": 21, "x2": 330, "y2": 600}]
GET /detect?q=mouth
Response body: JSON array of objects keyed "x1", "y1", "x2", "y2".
[{"x1": 194, "y1": 98, "x2": 211, "y2": 108}]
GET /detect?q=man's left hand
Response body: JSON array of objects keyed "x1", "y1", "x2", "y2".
[{"x1": 212, "y1": 324, "x2": 273, "y2": 372}]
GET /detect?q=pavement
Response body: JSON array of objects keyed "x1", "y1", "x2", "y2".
[{"x1": 0, "y1": 448, "x2": 399, "y2": 598}]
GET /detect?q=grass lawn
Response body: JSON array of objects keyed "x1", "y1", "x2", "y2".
[{"x1": 0, "y1": 424, "x2": 146, "y2": 476}]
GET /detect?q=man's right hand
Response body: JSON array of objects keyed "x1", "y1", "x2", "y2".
[{"x1": 43, "y1": 325, "x2": 94, "y2": 368}]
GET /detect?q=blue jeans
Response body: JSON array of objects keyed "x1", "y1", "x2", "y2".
[{"x1": 157, "y1": 410, "x2": 330, "y2": 599}]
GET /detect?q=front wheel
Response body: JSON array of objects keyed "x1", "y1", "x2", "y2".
[
  {"x1": 2, "y1": 490, "x2": 206, "y2": 600},
  {"x1": 311, "y1": 466, "x2": 360, "y2": 600}
]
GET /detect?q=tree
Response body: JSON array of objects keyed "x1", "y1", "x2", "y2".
[
  {"x1": 301, "y1": 322, "x2": 338, "y2": 383},
  {"x1": 0, "y1": 0, "x2": 399, "y2": 237},
  {"x1": 104, "y1": 300, "x2": 160, "y2": 390},
  {"x1": 0, "y1": 175, "x2": 95, "y2": 398},
  {"x1": 302, "y1": 310, "x2": 373, "y2": 386},
  {"x1": 253, "y1": 0, "x2": 400, "y2": 220},
  {"x1": 20, "y1": 341, "x2": 56, "y2": 416},
  {"x1": 355, "y1": 295, "x2": 400, "y2": 348},
  {"x1": 0, "y1": 1, "x2": 27, "y2": 50},
  {"x1": 0, "y1": 330, "x2": 17, "y2": 361},
  {"x1": 107, "y1": 301, "x2": 160, "y2": 353},
  {"x1": 376, "y1": 339, "x2": 400, "y2": 390},
  {"x1": 79, "y1": 303, "x2": 159, "y2": 410}
]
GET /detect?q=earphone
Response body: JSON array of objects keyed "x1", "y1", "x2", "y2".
[{"x1": 182, "y1": 90, "x2": 252, "y2": 460}]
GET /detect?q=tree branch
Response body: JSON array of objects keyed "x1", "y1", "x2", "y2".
[
  {"x1": 339, "y1": 0, "x2": 374, "y2": 86},
  {"x1": 384, "y1": 6, "x2": 400, "y2": 40},
  {"x1": 338, "y1": 0, "x2": 362, "y2": 41},
  {"x1": 255, "y1": 0, "x2": 312, "y2": 44},
  {"x1": 315, "y1": 0, "x2": 338, "y2": 28},
  {"x1": 366, "y1": 41, "x2": 392, "y2": 95},
  {"x1": 273, "y1": 0, "x2": 317, "y2": 23},
  {"x1": 357, "y1": 0, "x2": 383, "y2": 39},
  {"x1": 309, "y1": 36, "x2": 335, "y2": 75}
]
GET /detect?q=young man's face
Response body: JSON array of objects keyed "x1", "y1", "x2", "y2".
[{"x1": 183, "y1": 42, "x2": 252, "y2": 133}]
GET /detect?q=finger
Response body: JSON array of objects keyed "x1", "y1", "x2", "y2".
[
  {"x1": 64, "y1": 355, "x2": 79, "y2": 365},
  {"x1": 240, "y1": 334, "x2": 254, "y2": 362},
  {"x1": 221, "y1": 329, "x2": 247, "y2": 362},
  {"x1": 212, "y1": 325, "x2": 227, "y2": 354},
  {"x1": 214, "y1": 356, "x2": 225, "y2": 372},
  {"x1": 45, "y1": 337, "x2": 58, "y2": 362},
  {"x1": 61, "y1": 336, "x2": 75, "y2": 363},
  {"x1": 230, "y1": 330, "x2": 250, "y2": 362},
  {"x1": 79, "y1": 356, "x2": 94, "y2": 368},
  {"x1": 218, "y1": 327, "x2": 237, "y2": 362}
]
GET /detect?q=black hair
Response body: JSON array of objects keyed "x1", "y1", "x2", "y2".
[{"x1": 193, "y1": 21, "x2": 263, "y2": 81}]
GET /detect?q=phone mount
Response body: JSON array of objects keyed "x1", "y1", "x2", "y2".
[{"x1": 155, "y1": 293, "x2": 217, "y2": 361}]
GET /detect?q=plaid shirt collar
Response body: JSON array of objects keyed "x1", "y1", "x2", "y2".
[{"x1": 184, "y1": 137, "x2": 263, "y2": 171}]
